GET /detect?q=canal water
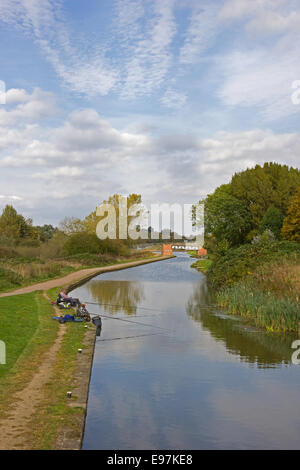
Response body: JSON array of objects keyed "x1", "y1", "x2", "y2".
[{"x1": 72, "y1": 253, "x2": 300, "y2": 450}]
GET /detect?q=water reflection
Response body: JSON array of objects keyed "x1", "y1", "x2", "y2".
[
  {"x1": 87, "y1": 280, "x2": 145, "y2": 315},
  {"x1": 186, "y1": 282, "x2": 295, "y2": 368},
  {"x1": 78, "y1": 254, "x2": 300, "y2": 450}
]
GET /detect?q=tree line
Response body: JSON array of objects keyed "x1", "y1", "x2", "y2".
[{"x1": 193, "y1": 162, "x2": 300, "y2": 254}]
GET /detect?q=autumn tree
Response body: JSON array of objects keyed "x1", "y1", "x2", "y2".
[
  {"x1": 0, "y1": 205, "x2": 29, "y2": 242},
  {"x1": 84, "y1": 193, "x2": 145, "y2": 241},
  {"x1": 230, "y1": 162, "x2": 300, "y2": 227},
  {"x1": 281, "y1": 187, "x2": 300, "y2": 242}
]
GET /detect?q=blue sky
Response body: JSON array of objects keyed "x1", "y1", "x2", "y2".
[{"x1": 0, "y1": 0, "x2": 299, "y2": 224}]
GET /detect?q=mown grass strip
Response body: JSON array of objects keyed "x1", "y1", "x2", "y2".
[
  {"x1": 0, "y1": 292, "x2": 58, "y2": 418},
  {"x1": 25, "y1": 286, "x2": 94, "y2": 450}
]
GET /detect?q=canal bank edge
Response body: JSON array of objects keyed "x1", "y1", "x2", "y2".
[{"x1": 58, "y1": 254, "x2": 174, "y2": 450}]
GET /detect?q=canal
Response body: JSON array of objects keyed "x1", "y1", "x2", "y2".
[{"x1": 72, "y1": 253, "x2": 300, "y2": 450}]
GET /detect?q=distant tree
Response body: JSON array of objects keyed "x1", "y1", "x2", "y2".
[
  {"x1": 84, "y1": 193, "x2": 145, "y2": 242},
  {"x1": 0, "y1": 205, "x2": 29, "y2": 241},
  {"x1": 281, "y1": 187, "x2": 300, "y2": 242},
  {"x1": 36, "y1": 224, "x2": 56, "y2": 241},
  {"x1": 59, "y1": 216, "x2": 85, "y2": 235},
  {"x1": 258, "y1": 206, "x2": 284, "y2": 239}
]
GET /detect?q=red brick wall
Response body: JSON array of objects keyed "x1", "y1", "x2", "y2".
[{"x1": 162, "y1": 244, "x2": 173, "y2": 256}]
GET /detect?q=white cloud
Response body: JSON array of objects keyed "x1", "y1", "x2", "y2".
[
  {"x1": 215, "y1": 0, "x2": 300, "y2": 120},
  {"x1": 0, "y1": 87, "x2": 57, "y2": 126},
  {"x1": 179, "y1": 2, "x2": 220, "y2": 65},
  {"x1": 0, "y1": 0, "x2": 118, "y2": 97},
  {"x1": 0, "y1": 194, "x2": 22, "y2": 200},
  {"x1": 118, "y1": 0, "x2": 177, "y2": 98},
  {"x1": 219, "y1": 0, "x2": 300, "y2": 34},
  {"x1": 160, "y1": 89, "x2": 187, "y2": 109},
  {"x1": 1, "y1": 93, "x2": 299, "y2": 218},
  {"x1": 2, "y1": 90, "x2": 299, "y2": 224},
  {"x1": 216, "y1": 44, "x2": 300, "y2": 120}
]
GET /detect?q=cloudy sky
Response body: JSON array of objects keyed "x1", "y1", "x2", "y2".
[{"x1": 0, "y1": 0, "x2": 299, "y2": 225}]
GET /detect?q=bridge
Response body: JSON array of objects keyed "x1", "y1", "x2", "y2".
[{"x1": 162, "y1": 244, "x2": 207, "y2": 256}]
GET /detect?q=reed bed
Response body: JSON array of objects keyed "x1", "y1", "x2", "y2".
[{"x1": 218, "y1": 281, "x2": 300, "y2": 332}]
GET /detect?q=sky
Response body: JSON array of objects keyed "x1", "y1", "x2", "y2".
[{"x1": 0, "y1": 0, "x2": 299, "y2": 225}]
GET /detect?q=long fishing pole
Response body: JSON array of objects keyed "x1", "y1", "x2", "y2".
[
  {"x1": 85, "y1": 301, "x2": 219, "y2": 313},
  {"x1": 89, "y1": 311, "x2": 168, "y2": 330},
  {"x1": 98, "y1": 332, "x2": 163, "y2": 342}
]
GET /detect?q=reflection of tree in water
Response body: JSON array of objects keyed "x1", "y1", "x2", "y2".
[
  {"x1": 186, "y1": 282, "x2": 296, "y2": 368},
  {"x1": 87, "y1": 280, "x2": 145, "y2": 315}
]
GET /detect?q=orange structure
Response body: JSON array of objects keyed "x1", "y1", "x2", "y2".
[
  {"x1": 162, "y1": 244, "x2": 173, "y2": 256},
  {"x1": 197, "y1": 247, "x2": 207, "y2": 257}
]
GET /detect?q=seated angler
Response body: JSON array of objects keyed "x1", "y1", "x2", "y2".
[{"x1": 57, "y1": 288, "x2": 79, "y2": 308}]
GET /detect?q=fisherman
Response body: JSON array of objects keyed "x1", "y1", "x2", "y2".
[{"x1": 57, "y1": 288, "x2": 79, "y2": 308}]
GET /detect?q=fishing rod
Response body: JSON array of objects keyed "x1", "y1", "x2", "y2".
[
  {"x1": 85, "y1": 301, "x2": 167, "y2": 313},
  {"x1": 89, "y1": 310, "x2": 168, "y2": 330},
  {"x1": 84, "y1": 301, "x2": 219, "y2": 314},
  {"x1": 98, "y1": 332, "x2": 163, "y2": 342}
]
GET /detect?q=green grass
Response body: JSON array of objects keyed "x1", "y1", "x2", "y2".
[
  {"x1": 26, "y1": 286, "x2": 93, "y2": 449},
  {"x1": 0, "y1": 293, "x2": 40, "y2": 379},
  {"x1": 187, "y1": 250, "x2": 198, "y2": 257},
  {"x1": 0, "y1": 292, "x2": 59, "y2": 417},
  {"x1": 191, "y1": 259, "x2": 212, "y2": 273},
  {"x1": 0, "y1": 287, "x2": 94, "y2": 449}
]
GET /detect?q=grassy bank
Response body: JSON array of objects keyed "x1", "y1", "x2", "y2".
[
  {"x1": 26, "y1": 286, "x2": 93, "y2": 450},
  {"x1": 207, "y1": 241, "x2": 300, "y2": 332},
  {"x1": 0, "y1": 288, "x2": 93, "y2": 449},
  {"x1": 191, "y1": 259, "x2": 212, "y2": 273},
  {"x1": 0, "y1": 293, "x2": 58, "y2": 417},
  {"x1": 0, "y1": 249, "x2": 157, "y2": 294}
]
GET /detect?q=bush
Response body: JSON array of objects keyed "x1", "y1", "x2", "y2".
[
  {"x1": 207, "y1": 240, "x2": 300, "y2": 289},
  {"x1": 0, "y1": 267, "x2": 22, "y2": 291},
  {"x1": 0, "y1": 246, "x2": 18, "y2": 259},
  {"x1": 63, "y1": 232, "x2": 102, "y2": 256},
  {"x1": 63, "y1": 232, "x2": 129, "y2": 257}
]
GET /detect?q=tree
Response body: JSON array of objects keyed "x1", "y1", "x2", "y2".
[
  {"x1": 59, "y1": 216, "x2": 85, "y2": 235},
  {"x1": 84, "y1": 194, "x2": 145, "y2": 242},
  {"x1": 204, "y1": 186, "x2": 252, "y2": 247},
  {"x1": 0, "y1": 205, "x2": 29, "y2": 241},
  {"x1": 231, "y1": 163, "x2": 300, "y2": 227},
  {"x1": 258, "y1": 206, "x2": 284, "y2": 239},
  {"x1": 281, "y1": 187, "x2": 300, "y2": 242},
  {"x1": 36, "y1": 224, "x2": 56, "y2": 241}
]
